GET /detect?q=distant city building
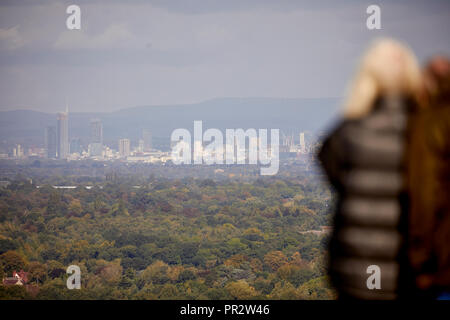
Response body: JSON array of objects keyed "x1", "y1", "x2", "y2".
[
  {"x1": 282, "y1": 134, "x2": 294, "y2": 147},
  {"x1": 90, "y1": 119, "x2": 103, "y2": 144},
  {"x1": 143, "y1": 129, "x2": 152, "y2": 151},
  {"x1": 104, "y1": 146, "x2": 114, "y2": 158},
  {"x1": 13, "y1": 144, "x2": 24, "y2": 158},
  {"x1": 45, "y1": 126, "x2": 57, "y2": 158},
  {"x1": 70, "y1": 138, "x2": 83, "y2": 154},
  {"x1": 138, "y1": 139, "x2": 145, "y2": 153},
  {"x1": 299, "y1": 132, "x2": 306, "y2": 153},
  {"x1": 88, "y1": 119, "x2": 103, "y2": 157},
  {"x1": 281, "y1": 133, "x2": 295, "y2": 153},
  {"x1": 57, "y1": 111, "x2": 69, "y2": 159},
  {"x1": 118, "y1": 138, "x2": 130, "y2": 158},
  {"x1": 88, "y1": 143, "x2": 103, "y2": 157}
]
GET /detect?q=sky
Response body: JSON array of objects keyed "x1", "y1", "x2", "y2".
[{"x1": 0, "y1": 0, "x2": 449, "y2": 113}]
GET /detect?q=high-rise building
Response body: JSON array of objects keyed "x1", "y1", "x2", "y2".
[
  {"x1": 45, "y1": 126, "x2": 57, "y2": 158},
  {"x1": 138, "y1": 139, "x2": 144, "y2": 153},
  {"x1": 118, "y1": 139, "x2": 130, "y2": 158},
  {"x1": 14, "y1": 144, "x2": 24, "y2": 158},
  {"x1": 299, "y1": 132, "x2": 306, "y2": 153},
  {"x1": 143, "y1": 129, "x2": 152, "y2": 152},
  {"x1": 90, "y1": 119, "x2": 103, "y2": 144},
  {"x1": 57, "y1": 111, "x2": 69, "y2": 159},
  {"x1": 70, "y1": 138, "x2": 83, "y2": 155},
  {"x1": 89, "y1": 119, "x2": 103, "y2": 157},
  {"x1": 282, "y1": 133, "x2": 294, "y2": 147}
]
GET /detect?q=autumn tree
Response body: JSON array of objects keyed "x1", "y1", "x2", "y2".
[
  {"x1": 263, "y1": 251, "x2": 288, "y2": 271},
  {"x1": 27, "y1": 261, "x2": 48, "y2": 284},
  {"x1": 226, "y1": 280, "x2": 258, "y2": 300},
  {"x1": 0, "y1": 251, "x2": 26, "y2": 275}
]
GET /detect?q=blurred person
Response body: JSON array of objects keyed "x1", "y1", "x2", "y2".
[
  {"x1": 318, "y1": 39, "x2": 423, "y2": 299},
  {"x1": 407, "y1": 56, "x2": 450, "y2": 299}
]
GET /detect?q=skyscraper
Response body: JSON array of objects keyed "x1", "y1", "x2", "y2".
[
  {"x1": 57, "y1": 111, "x2": 69, "y2": 159},
  {"x1": 299, "y1": 132, "x2": 306, "y2": 153},
  {"x1": 143, "y1": 129, "x2": 152, "y2": 152},
  {"x1": 90, "y1": 119, "x2": 103, "y2": 144},
  {"x1": 89, "y1": 119, "x2": 103, "y2": 157},
  {"x1": 45, "y1": 126, "x2": 57, "y2": 158},
  {"x1": 118, "y1": 139, "x2": 130, "y2": 158}
]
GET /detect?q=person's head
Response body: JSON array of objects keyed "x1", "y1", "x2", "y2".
[
  {"x1": 343, "y1": 38, "x2": 422, "y2": 119},
  {"x1": 423, "y1": 56, "x2": 450, "y2": 107}
]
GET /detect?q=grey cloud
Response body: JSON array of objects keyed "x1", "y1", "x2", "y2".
[{"x1": 0, "y1": 0, "x2": 449, "y2": 113}]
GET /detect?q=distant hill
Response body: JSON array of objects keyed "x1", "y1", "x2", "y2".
[{"x1": 0, "y1": 97, "x2": 341, "y2": 147}]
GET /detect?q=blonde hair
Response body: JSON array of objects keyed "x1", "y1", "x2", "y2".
[{"x1": 343, "y1": 38, "x2": 422, "y2": 119}]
